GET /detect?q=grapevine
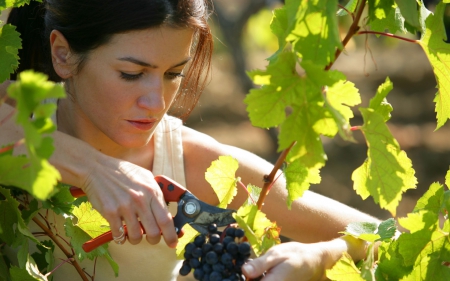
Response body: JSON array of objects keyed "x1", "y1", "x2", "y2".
[{"x1": 1, "y1": 0, "x2": 450, "y2": 280}]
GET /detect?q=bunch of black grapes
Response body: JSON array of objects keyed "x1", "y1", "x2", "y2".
[{"x1": 179, "y1": 224, "x2": 262, "y2": 281}]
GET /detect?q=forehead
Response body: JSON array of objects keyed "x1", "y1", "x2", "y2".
[{"x1": 94, "y1": 26, "x2": 194, "y2": 65}]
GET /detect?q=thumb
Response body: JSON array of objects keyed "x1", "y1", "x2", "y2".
[{"x1": 242, "y1": 254, "x2": 274, "y2": 279}]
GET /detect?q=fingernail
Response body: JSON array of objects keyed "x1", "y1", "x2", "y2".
[{"x1": 242, "y1": 263, "x2": 254, "y2": 275}]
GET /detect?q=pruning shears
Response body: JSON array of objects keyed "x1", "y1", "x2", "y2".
[{"x1": 69, "y1": 175, "x2": 236, "y2": 252}]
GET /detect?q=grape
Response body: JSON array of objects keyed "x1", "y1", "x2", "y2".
[{"x1": 180, "y1": 224, "x2": 254, "y2": 281}]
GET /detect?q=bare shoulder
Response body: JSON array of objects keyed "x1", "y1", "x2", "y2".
[{"x1": 181, "y1": 125, "x2": 275, "y2": 205}]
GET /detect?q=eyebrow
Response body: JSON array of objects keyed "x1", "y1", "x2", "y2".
[{"x1": 117, "y1": 56, "x2": 192, "y2": 68}]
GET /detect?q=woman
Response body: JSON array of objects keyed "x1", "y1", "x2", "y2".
[{"x1": 0, "y1": 0, "x2": 377, "y2": 280}]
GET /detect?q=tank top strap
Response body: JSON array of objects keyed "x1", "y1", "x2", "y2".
[{"x1": 152, "y1": 115, "x2": 187, "y2": 187}]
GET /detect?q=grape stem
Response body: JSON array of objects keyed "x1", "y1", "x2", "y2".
[
  {"x1": 257, "y1": 141, "x2": 295, "y2": 210},
  {"x1": 357, "y1": 31, "x2": 420, "y2": 44}
]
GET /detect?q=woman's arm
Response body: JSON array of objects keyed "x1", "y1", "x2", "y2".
[
  {"x1": 0, "y1": 96, "x2": 178, "y2": 247},
  {"x1": 182, "y1": 126, "x2": 378, "y2": 280}
]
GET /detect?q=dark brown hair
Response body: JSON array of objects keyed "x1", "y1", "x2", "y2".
[{"x1": 8, "y1": 0, "x2": 213, "y2": 119}]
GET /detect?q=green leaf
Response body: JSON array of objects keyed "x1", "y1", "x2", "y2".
[
  {"x1": 376, "y1": 218, "x2": 397, "y2": 241},
  {"x1": 368, "y1": 0, "x2": 395, "y2": 23},
  {"x1": 204, "y1": 156, "x2": 239, "y2": 208},
  {"x1": 337, "y1": 0, "x2": 359, "y2": 17},
  {"x1": 64, "y1": 218, "x2": 109, "y2": 261},
  {"x1": 244, "y1": 184, "x2": 261, "y2": 207},
  {"x1": 394, "y1": 0, "x2": 420, "y2": 32},
  {"x1": 376, "y1": 240, "x2": 412, "y2": 280},
  {"x1": 370, "y1": 5, "x2": 408, "y2": 35},
  {"x1": 369, "y1": 77, "x2": 394, "y2": 122},
  {"x1": 10, "y1": 254, "x2": 47, "y2": 281},
  {"x1": 284, "y1": 159, "x2": 320, "y2": 208},
  {"x1": 287, "y1": 0, "x2": 342, "y2": 66},
  {"x1": 326, "y1": 252, "x2": 365, "y2": 281},
  {"x1": 31, "y1": 240, "x2": 54, "y2": 276},
  {"x1": 9, "y1": 266, "x2": 41, "y2": 281},
  {"x1": 0, "y1": 0, "x2": 35, "y2": 11},
  {"x1": 413, "y1": 182, "x2": 443, "y2": 214},
  {"x1": 4, "y1": 71, "x2": 66, "y2": 200},
  {"x1": 175, "y1": 224, "x2": 198, "y2": 259},
  {"x1": 0, "y1": 24, "x2": 21, "y2": 83},
  {"x1": 325, "y1": 76, "x2": 361, "y2": 141},
  {"x1": 245, "y1": 52, "x2": 298, "y2": 128},
  {"x1": 0, "y1": 251, "x2": 11, "y2": 281},
  {"x1": 341, "y1": 221, "x2": 380, "y2": 242},
  {"x1": 42, "y1": 184, "x2": 76, "y2": 215},
  {"x1": 352, "y1": 105, "x2": 417, "y2": 216},
  {"x1": 234, "y1": 205, "x2": 280, "y2": 256},
  {"x1": 418, "y1": 2, "x2": 450, "y2": 129},
  {"x1": 72, "y1": 202, "x2": 109, "y2": 239}
]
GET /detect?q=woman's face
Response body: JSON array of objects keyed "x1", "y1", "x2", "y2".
[{"x1": 62, "y1": 26, "x2": 194, "y2": 149}]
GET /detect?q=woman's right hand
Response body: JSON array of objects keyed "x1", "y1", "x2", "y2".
[{"x1": 78, "y1": 153, "x2": 178, "y2": 248}]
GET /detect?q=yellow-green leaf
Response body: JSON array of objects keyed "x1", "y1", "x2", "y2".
[
  {"x1": 326, "y1": 252, "x2": 365, "y2": 281},
  {"x1": 205, "y1": 156, "x2": 239, "y2": 208}
]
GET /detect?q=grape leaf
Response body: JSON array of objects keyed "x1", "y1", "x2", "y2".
[
  {"x1": 72, "y1": 202, "x2": 109, "y2": 239},
  {"x1": 368, "y1": 0, "x2": 395, "y2": 22},
  {"x1": 42, "y1": 184, "x2": 76, "y2": 215},
  {"x1": 284, "y1": 159, "x2": 321, "y2": 208},
  {"x1": 175, "y1": 224, "x2": 198, "y2": 259},
  {"x1": 244, "y1": 184, "x2": 261, "y2": 207},
  {"x1": 234, "y1": 205, "x2": 280, "y2": 256},
  {"x1": 64, "y1": 218, "x2": 109, "y2": 261},
  {"x1": 287, "y1": 0, "x2": 342, "y2": 66},
  {"x1": 204, "y1": 155, "x2": 239, "y2": 208},
  {"x1": 325, "y1": 76, "x2": 361, "y2": 141},
  {"x1": 9, "y1": 254, "x2": 48, "y2": 281},
  {"x1": 0, "y1": 24, "x2": 20, "y2": 84},
  {"x1": 370, "y1": 5, "x2": 408, "y2": 35},
  {"x1": 4, "y1": 71, "x2": 66, "y2": 200},
  {"x1": 369, "y1": 77, "x2": 393, "y2": 122},
  {"x1": 341, "y1": 221, "x2": 380, "y2": 242},
  {"x1": 0, "y1": 187, "x2": 39, "y2": 246},
  {"x1": 337, "y1": 0, "x2": 358, "y2": 17},
  {"x1": 376, "y1": 240, "x2": 412, "y2": 280},
  {"x1": 418, "y1": 2, "x2": 450, "y2": 129},
  {"x1": 352, "y1": 82, "x2": 417, "y2": 215},
  {"x1": 413, "y1": 182, "x2": 443, "y2": 214},
  {"x1": 326, "y1": 252, "x2": 365, "y2": 281},
  {"x1": 0, "y1": 0, "x2": 34, "y2": 11},
  {"x1": 245, "y1": 52, "x2": 299, "y2": 128},
  {"x1": 30, "y1": 240, "x2": 54, "y2": 276},
  {"x1": 376, "y1": 218, "x2": 397, "y2": 241},
  {"x1": 394, "y1": 0, "x2": 420, "y2": 33}
]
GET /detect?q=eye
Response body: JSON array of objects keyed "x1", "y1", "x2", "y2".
[
  {"x1": 120, "y1": 72, "x2": 144, "y2": 81},
  {"x1": 165, "y1": 72, "x2": 185, "y2": 80}
]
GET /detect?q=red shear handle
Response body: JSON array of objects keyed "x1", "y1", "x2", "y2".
[
  {"x1": 69, "y1": 175, "x2": 187, "y2": 201},
  {"x1": 154, "y1": 175, "x2": 187, "y2": 202}
]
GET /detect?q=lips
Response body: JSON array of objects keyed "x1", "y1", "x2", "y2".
[{"x1": 127, "y1": 119, "x2": 157, "y2": 131}]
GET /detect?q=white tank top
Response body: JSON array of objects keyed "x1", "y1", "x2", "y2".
[{"x1": 9, "y1": 113, "x2": 190, "y2": 280}]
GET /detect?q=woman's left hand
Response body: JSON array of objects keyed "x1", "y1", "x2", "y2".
[{"x1": 241, "y1": 242, "x2": 328, "y2": 281}]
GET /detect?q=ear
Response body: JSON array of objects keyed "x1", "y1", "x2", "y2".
[{"x1": 50, "y1": 30, "x2": 74, "y2": 79}]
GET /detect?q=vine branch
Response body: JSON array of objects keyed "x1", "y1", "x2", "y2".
[{"x1": 32, "y1": 217, "x2": 89, "y2": 281}]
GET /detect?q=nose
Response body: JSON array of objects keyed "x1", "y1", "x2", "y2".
[{"x1": 136, "y1": 76, "x2": 165, "y2": 113}]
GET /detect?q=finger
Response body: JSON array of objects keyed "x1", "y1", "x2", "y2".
[
  {"x1": 109, "y1": 219, "x2": 127, "y2": 245},
  {"x1": 124, "y1": 218, "x2": 144, "y2": 245},
  {"x1": 149, "y1": 196, "x2": 177, "y2": 247},
  {"x1": 242, "y1": 249, "x2": 282, "y2": 279},
  {"x1": 139, "y1": 208, "x2": 163, "y2": 245}
]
